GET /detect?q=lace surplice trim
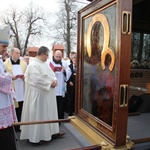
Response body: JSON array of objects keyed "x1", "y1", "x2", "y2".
[
  {"x1": 0, "y1": 105, "x2": 17, "y2": 129},
  {"x1": 0, "y1": 73, "x2": 13, "y2": 94}
]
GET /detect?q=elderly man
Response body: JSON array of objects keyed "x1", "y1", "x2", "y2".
[
  {"x1": 4, "y1": 47, "x2": 27, "y2": 132},
  {"x1": 0, "y1": 26, "x2": 17, "y2": 149}
]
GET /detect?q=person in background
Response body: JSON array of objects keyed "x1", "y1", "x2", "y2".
[
  {"x1": 49, "y1": 50, "x2": 71, "y2": 121},
  {"x1": 20, "y1": 46, "x2": 65, "y2": 144},
  {"x1": 67, "y1": 54, "x2": 77, "y2": 116},
  {"x1": 65, "y1": 51, "x2": 76, "y2": 112},
  {"x1": 4, "y1": 47, "x2": 27, "y2": 132},
  {"x1": 66, "y1": 51, "x2": 76, "y2": 66},
  {"x1": 2, "y1": 51, "x2": 9, "y2": 62},
  {"x1": 0, "y1": 26, "x2": 17, "y2": 150},
  {"x1": 23, "y1": 54, "x2": 30, "y2": 66}
]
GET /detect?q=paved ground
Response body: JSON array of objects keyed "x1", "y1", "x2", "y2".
[
  {"x1": 127, "y1": 113, "x2": 150, "y2": 150},
  {"x1": 14, "y1": 113, "x2": 150, "y2": 150},
  {"x1": 14, "y1": 115, "x2": 91, "y2": 150}
]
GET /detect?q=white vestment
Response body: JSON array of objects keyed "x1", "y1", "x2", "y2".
[
  {"x1": 4, "y1": 58, "x2": 27, "y2": 103},
  {"x1": 0, "y1": 58, "x2": 17, "y2": 129},
  {"x1": 12, "y1": 65, "x2": 24, "y2": 102},
  {"x1": 47, "y1": 59, "x2": 71, "y2": 97},
  {"x1": 20, "y1": 58, "x2": 59, "y2": 143}
]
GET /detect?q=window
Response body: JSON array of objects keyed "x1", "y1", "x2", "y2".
[{"x1": 131, "y1": 32, "x2": 150, "y2": 69}]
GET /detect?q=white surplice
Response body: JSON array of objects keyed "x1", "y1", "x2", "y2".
[
  {"x1": 47, "y1": 59, "x2": 71, "y2": 97},
  {"x1": 0, "y1": 58, "x2": 17, "y2": 129},
  {"x1": 20, "y1": 58, "x2": 59, "y2": 143},
  {"x1": 12, "y1": 65, "x2": 24, "y2": 102}
]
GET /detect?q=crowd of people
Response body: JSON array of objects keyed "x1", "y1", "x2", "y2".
[{"x1": 0, "y1": 25, "x2": 77, "y2": 148}]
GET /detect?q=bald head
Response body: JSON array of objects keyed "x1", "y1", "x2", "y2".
[
  {"x1": 11, "y1": 48, "x2": 20, "y2": 53},
  {"x1": 11, "y1": 47, "x2": 20, "y2": 61},
  {"x1": 53, "y1": 50, "x2": 62, "y2": 64},
  {"x1": 54, "y1": 50, "x2": 62, "y2": 56}
]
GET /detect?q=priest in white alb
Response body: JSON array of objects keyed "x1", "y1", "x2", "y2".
[{"x1": 20, "y1": 46, "x2": 65, "y2": 144}]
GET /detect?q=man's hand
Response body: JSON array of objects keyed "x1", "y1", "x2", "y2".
[
  {"x1": 12, "y1": 75, "x2": 24, "y2": 80},
  {"x1": 12, "y1": 75, "x2": 18, "y2": 80},
  {"x1": 51, "y1": 80, "x2": 57, "y2": 88},
  {"x1": 69, "y1": 81, "x2": 74, "y2": 86}
]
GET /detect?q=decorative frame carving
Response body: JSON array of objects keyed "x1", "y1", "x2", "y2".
[{"x1": 75, "y1": 0, "x2": 132, "y2": 146}]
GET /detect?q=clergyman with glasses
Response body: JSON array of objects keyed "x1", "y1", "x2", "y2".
[{"x1": 20, "y1": 46, "x2": 65, "y2": 144}]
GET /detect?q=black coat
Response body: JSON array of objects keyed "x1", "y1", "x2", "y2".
[{"x1": 67, "y1": 63, "x2": 76, "y2": 93}]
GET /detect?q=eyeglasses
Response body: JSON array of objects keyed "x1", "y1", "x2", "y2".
[{"x1": 43, "y1": 53, "x2": 49, "y2": 56}]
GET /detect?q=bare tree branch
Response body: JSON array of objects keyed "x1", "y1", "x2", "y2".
[{"x1": 1, "y1": 2, "x2": 46, "y2": 55}]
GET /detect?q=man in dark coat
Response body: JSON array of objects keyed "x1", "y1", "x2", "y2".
[{"x1": 67, "y1": 55, "x2": 76, "y2": 116}]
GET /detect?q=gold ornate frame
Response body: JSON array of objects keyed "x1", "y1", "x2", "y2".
[{"x1": 75, "y1": 0, "x2": 132, "y2": 146}]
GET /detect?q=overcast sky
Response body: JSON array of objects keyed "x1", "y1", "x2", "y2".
[
  {"x1": 1, "y1": 0, "x2": 59, "y2": 12},
  {"x1": 0, "y1": 0, "x2": 90, "y2": 51},
  {"x1": 1, "y1": 0, "x2": 90, "y2": 11}
]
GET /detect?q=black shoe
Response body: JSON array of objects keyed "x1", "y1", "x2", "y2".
[
  {"x1": 52, "y1": 132, "x2": 65, "y2": 139},
  {"x1": 15, "y1": 128, "x2": 21, "y2": 132},
  {"x1": 68, "y1": 113, "x2": 73, "y2": 116}
]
